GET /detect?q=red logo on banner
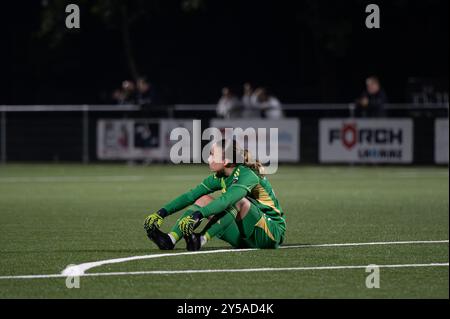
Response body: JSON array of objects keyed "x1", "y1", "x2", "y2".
[{"x1": 342, "y1": 123, "x2": 357, "y2": 149}]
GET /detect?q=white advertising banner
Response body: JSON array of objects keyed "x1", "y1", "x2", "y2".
[
  {"x1": 97, "y1": 119, "x2": 196, "y2": 160},
  {"x1": 159, "y1": 119, "x2": 196, "y2": 159},
  {"x1": 97, "y1": 119, "x2": 164, "y2": 160},
  {"x1": 319, "y1": 119, "x2": 413, "y2": 163},
  {"x1": 210, "y1": 119, "x2": 300, "y2": 162},
  {"x1": 435, "y1": 118, "x2": 449, "y2": 164}
]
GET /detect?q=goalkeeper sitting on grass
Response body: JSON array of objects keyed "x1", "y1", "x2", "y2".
[{"x1": 143, "y1": 139, "x2": 286, "y2": 251}]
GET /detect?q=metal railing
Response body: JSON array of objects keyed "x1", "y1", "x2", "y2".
[
  {"x1": 172, "y1": 103, "x2": 449, "y2": 111},
  {"x1": 0, "y1": 103, "x2": 447, "y2": 164},
  {"x1": 0, "y1": 104, "x2": 139, "y2": 164}
]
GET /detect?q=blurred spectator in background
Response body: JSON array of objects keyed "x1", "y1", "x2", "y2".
[
  {"x1": 112, "y1": 88, "x2": 126, "y2": 104},
  {"x1": 112, "y1": 80, "x2": 137, "y2": 104},
  {"x1": 356, "y1": 76, "x2": 388, "y2": 117},
  {"x1": 253, "y1": 87, "x2": 284, "y2": 119},
  {"x1": 112, "y1": 77, "x2": 156, "y2": 107},
  {"x1": 136, "y1": 77, "x2": 154, "y2": 106},
  {"x1": 216, "y1": 87, "x2": 240, "y2": 118},
  {"x1": 241, "y1": 82, "x2": 261, "y2": 118}
]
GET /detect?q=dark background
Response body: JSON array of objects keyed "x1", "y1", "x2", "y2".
[{"x1": 2, "y1": 0, "x2": 449, "y2": 105}]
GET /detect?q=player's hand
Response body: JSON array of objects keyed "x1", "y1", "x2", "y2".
[
  {"x1": 179, "y1": 211, "x2": 203, "y2": 236},
  {"x1": 144, "y1": 209, "x2": 167, "y2": 233}
]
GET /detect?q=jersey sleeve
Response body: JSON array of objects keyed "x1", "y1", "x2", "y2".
[
  {"x1": 199, "y1": 168, "x2": 260, "y2": 218},
  {"x1": 200, "y1": 174, "x2": 222, "y2": 193},
  {"x1": 199, "y1": 186, "x2": 248, "y2": 218},
  {"x1": 228, "y1": 167, "x2": 260, "y2": 193},
  {"x1": 162, "y1": 174, "x2": 221, "y2": 215}
]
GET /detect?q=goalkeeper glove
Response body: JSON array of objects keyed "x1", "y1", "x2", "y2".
[
  {"x1": 179, "y1": 211, "x2": 203, "y2": 236},
  {"x1": 144, "y1": 208, "x2": 168, "y2": 233}
]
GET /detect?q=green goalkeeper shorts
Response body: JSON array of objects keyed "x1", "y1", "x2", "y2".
[{"x1": 236, "y1": 202, "x2": 285, "y2": 249}]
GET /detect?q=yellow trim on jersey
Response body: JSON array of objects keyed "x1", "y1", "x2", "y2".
[
  {"x1": 255, "y1": 216, "x2": 275, "y2": 241},
  {"x1": 229, "y1": 184, "x2": 252, "y2": 193},
  {"x1": 251, "y1": 184, "x2": 281, "y2": 214},
  {"x1": 221, "y1": 178, "x2": 227, "y2": 193},
  {"x1": 201, "y1": 183, "x2": 213, "y2": 191}
]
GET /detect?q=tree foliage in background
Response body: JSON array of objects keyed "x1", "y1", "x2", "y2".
[
  {"x1": 38, "y1": 0, "x2": 199, "y2": 81},
  {"x1": 32, "y1": 0, "x2": 449, "y2": 103}
]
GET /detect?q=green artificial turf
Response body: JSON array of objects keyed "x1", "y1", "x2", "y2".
[{"x1": 0, "y1": 164, "x2": 448, "y2": 298}]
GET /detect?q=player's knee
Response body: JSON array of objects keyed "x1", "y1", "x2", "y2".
[
  {"x1": 235, "y1": 198, "x2": 251, "y2": 219},
  {"x1": 236, "y1": 198, "x2": 251, "y2": 211},
  {"x1": 194, "y1": 195, "x2": 214, "y2": 207}
]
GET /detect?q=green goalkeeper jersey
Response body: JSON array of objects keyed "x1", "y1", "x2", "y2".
[{"x1": 163, "y1": 165, "x2": 286, "y2": 228}]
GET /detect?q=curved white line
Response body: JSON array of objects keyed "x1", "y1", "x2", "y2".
[
  {"x1": 61, "y1": 248, "x2": 256, "y2": 276},
  {"x1": 61, "y1": 239, "x2": 449, "y2": 276}
]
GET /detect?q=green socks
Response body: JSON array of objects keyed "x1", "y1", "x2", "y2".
[{"x1": 202, "y1": 206, "x2": 238, "y2": 240}]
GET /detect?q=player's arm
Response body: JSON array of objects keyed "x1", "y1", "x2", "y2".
[
  {"x1": 144, "y1": 174, "x2": 221, "y2": 231},
  {"x1": 178, "y1": 169, "x2": 259, "y2": 235},
  {"x1": 162, "y1": 174, "x2": 221, "y2": 215},
  {"x1": 177, "y1": 185, "x2": 249, "y2": 237},
  {"x1": 200, "y1": 169, "x2": 258, "y2": 217},
  {"x1": 161, "y1": 183, "x2": 212, "y2": 216},
  {"x1": 198, "y1": 185, "x2": 247, "y2": 218}
]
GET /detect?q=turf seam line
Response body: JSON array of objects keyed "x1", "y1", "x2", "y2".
[{"x1": 0, "y1": 176, "x2": 145, "y2": 183}]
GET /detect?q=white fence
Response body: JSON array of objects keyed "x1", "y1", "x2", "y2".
[{"x1": 0, "y1": 104, "x2": 447, "y2": 164}]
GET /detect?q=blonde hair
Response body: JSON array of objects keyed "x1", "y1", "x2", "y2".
[{"x1": 218, "y1": 139, "x2": 265, "y2": 176}]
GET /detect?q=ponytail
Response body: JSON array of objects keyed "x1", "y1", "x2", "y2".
[{"x1": 243, "y1": 149, "x2": 265, "y2": 176}]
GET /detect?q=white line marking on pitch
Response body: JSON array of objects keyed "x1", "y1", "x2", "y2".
[
  {"x1": 0, "y1": 263, "x2": 448, "y2": 280},
  {"x1": 61, "y1": 240, "x2": 449, "y2": 276},
  {"x1": 0, "y1": 239, "x2": 447, "y2": 280}
]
